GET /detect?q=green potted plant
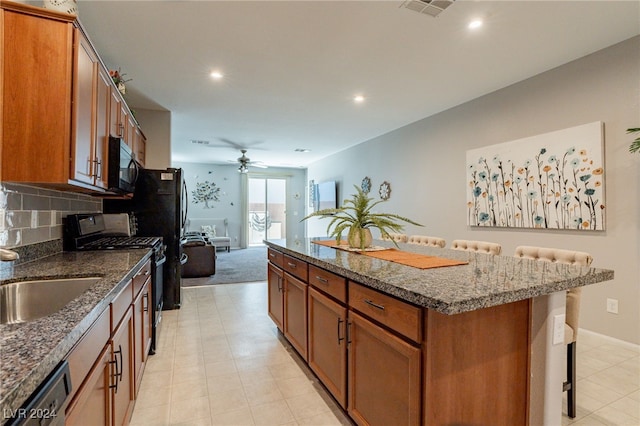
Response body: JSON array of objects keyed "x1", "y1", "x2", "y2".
[
  {"x1": 628, "y1": 127, "x2": 640, "y2": 154},
  {"x1": 302, "y1": 185, "x2": 422, "y2": 250}
]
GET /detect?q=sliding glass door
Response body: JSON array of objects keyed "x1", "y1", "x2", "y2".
[{"x1": 247, "y1": 177, "x2": 286, "y2": 246}]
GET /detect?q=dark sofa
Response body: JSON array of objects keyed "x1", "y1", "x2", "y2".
[{"x1": 181, "y1": 234, "x2": 216, "y2": 277}]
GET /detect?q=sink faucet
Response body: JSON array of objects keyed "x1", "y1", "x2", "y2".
[{"x1": 0, "y1": 248, "x2": 19, "y2": 261}]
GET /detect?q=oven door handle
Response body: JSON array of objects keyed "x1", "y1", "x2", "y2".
[
  {"x1": 155, "y1": 254, "x2": 167, "y2": 266},
  {"x1": 180, "y1": 253, "x2": 188, "y2": 265}
]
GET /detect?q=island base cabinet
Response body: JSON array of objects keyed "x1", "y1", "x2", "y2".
[
  {"x1": 283, "y1": 272, "x2": 308, "y2": 360},
  {"x1": 307, "y1": 287, "x2": 347, "y2": 408},
  {"x1": 267, "y1": 263, "x2": 284, "y2": 331},
  {"x1": 423, "y1": 300, "x2": 530, "y2": 425},
  {"x1": 347, "y1": 311, "x2": 421, "y2": 426}
]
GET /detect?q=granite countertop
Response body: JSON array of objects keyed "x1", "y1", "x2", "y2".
[
  {"x1": 0, "y1": 249, "x2": 152, "y2": 417},
  {"x1": 265, "y1": 238, "x2": 614, "y2": 314}
]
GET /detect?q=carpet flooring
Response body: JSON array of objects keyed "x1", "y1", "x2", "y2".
[{"x1": 181, "y1": 246, "x2": 267, "y2": 286}]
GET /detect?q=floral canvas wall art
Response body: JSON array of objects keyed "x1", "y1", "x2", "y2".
[{"x1": 466, "y1": 121, "x2": 605, "y2": 230}]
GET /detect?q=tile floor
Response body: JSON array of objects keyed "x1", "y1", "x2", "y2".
[
  {"x1": 562, "y1": 330, "x2": 639, "y2": 425},
  {"x1": 130, "y1": 282, "x2": 639, "y2": 426},
  {"x1": 130, "y1": 282, "x2": 351, "y2": 426}
]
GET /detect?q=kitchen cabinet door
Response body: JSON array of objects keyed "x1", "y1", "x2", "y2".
[
  {"x1": 71, "y1": 32, "x2": 98, "y2": 186},
  {"x1": 111, "y1": 306, "x2": 134, "y2": 426},
  {"x1": 268, "y1": 262, "x2": 284, "y2": 331},
  {"x1": 126, "y1": 113, "x2": 137, "y2": 149},
  {"x1": 133, "y1": 279, "x2": 152, "y2": 397},
  {"x1": 94, "y1": 65, "x2": 111, "y2": 189},
  {"x1": 134, "y1": 128, "x2": 146, "y2": 167},
  {"x1": 66, "y1": 345, "x2": 111, "y2": 426},
  {"x1": 308, "y1": 287, "x2": 347, "y2": 408},
  {"x1": 1, "y1": 7, "x2": 73, "y2": 184},
  {"x1": 284, "y1": 272, "x2": 308, "y2": 360},
  {"x1": 109, "y1": 87, "x2": 124, "y2": 138},
  {"x1": 347, "y1": 311, "x2": 421, "y2": 426}
]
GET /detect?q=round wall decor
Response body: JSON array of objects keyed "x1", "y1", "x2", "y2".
[
  {"x1": 361, "y1": 176, "x2": 372, "y2": 194},
  {"x1": 379, "y1": 181, "x2": 391, "y2": 200}
]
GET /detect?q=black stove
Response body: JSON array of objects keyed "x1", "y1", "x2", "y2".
[
  {"x1": 79, "y1": 235, "x2": 162, "y2": 250},
  {"x1": 64, "y1": 213, "x2": 164, "y2": 354}
]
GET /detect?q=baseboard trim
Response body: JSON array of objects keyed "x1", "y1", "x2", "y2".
[{"x1": 579, "y1": 328, "x2": 640, "y2": 350}]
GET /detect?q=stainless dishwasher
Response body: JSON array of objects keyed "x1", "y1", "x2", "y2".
[{"x1": 5, "y1": 361, "x2": 71, "y2": 426}]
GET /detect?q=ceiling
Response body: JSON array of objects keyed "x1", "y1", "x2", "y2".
[{"x1": 76, "y1": 1, "x2": 639, "y2": 169}]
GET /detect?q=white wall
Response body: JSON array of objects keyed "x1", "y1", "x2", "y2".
[
  {"x1": 173, "y1": 161, "x2": 307, "y2": 249},
  {"x1": 307, "y1": 36, "x2": 640, "y2": 344},
  {"x1": 135, "y1": 108, "x2": 171, "y2": 169}
]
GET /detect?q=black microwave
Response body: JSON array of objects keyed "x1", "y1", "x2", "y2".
[{"x1": 108, "y1": 136, "x2": 140, "y2": 194}]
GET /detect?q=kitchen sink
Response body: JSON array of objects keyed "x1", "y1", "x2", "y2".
[{"x1": 0, "y1": 277, "x2": 101, "y2": 324}]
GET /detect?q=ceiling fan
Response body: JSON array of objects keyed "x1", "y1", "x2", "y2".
[{"x1": 233, "y1": 149, "x2": 267, "y2": 173}]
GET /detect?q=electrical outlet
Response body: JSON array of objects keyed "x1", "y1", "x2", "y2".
[
  {"x1": 0, "y1": 209, "x2": 5, "y2": 231},
  {"x1": 606, "y1": 298, "x2": 619, "y2": 314},
  {"x1": 30, "y1": 211, "x2": 38, "y2": 229},
  {"x1": 51, "y1": 210, "x2": 57, "y2": 226},
  {"x1": 553, "y1": 314, "x2": 565, "y2": 345}
]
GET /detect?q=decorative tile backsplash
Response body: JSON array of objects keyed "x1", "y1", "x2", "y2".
[{"x1": 0, "y1": 183, "x2": 102, "y2": 248}]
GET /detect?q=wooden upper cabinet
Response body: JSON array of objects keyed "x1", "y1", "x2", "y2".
[
  {"x1": 110, "y1": 87, "x2": 124, "y2": 138},
  {"x1": 94, "y1": 66, "x2": 111, "y2": 189},
  {"x1": 71, "y1": 31, "x2": 98, "y2": 187},
  {"x1": 1, "y1": 5, "x2": 74, "y2": 184},
  {"x1": 0, "y1": 2, "x2": 144, "y2": 193},
  {"x1": 134, "y1": 128, "x2": 146, "y2": 167},
  {"x1": 126, "y1": 113, "x2": 136, "y2": 148}
]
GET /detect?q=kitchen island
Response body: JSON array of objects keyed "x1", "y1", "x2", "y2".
[
  {"x1": 0, "y1": 249, "x2": 152, "y2": 424},
  {"x1": 264, "y1": 238, "x2": 614, "y2": 426}
]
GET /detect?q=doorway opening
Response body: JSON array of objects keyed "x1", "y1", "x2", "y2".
[{"x1": 247, "y1": 177, "x2": 286, "y2": 246}]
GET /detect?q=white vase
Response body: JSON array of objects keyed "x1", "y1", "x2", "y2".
[
  {"x1": 43, "y1": 0, "x2": 78, "y2": 15},
  {"x1": 348, "y1": 228, "x2": 373, "y2": 249}
]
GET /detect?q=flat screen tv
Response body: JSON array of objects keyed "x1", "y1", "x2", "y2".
[{"x1": 314, "y1": 181, "x2": 337, "y2": 211}]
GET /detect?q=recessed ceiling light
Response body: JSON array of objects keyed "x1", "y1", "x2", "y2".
[
  {"x1": 468, "y1": 19, "x2": 483, "y2": 30},
  {"x1": 354, "y1": 95, "x2": 365, "y2": 103},
  {"x1": 210, "y1": 71, "x2": 223, "y2": 80}
]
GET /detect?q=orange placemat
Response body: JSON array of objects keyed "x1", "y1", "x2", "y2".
[
  {"x1": 312, "y1": 240, "x2": 468, "y2": 269},
  {"x1": 312, "y1": 239, "x2": 345, "y2": 247},
  {"x1": 363, "y1": 248, "x2": 468, "y2": 269}
]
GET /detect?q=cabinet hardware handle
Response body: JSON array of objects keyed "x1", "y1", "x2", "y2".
[
  {"x1": 315, "y1": 276, "x2": 328, "y2": 284},
  {"x1": 143, "y1": 293, "x2": 149, "y2": 312},
  {"x1": 346, "y1": 321, "x2": 352, "y2": 345},
  {"x1": 287, "y1": 262, "x2": 297, "y2": 268},
  {"x1": 109, "y1": 358, "x2": 118, "y2": 391},
  {"x1": 110, "y1": 346, "x2": 123, "y2": 392},
  {"x1": 337, "y1": 318, "x2": 344, "y2": 344},
  {"x1": 364, "y1": 299, "x2": 385, "y2": 310},
  {"x1": 95, "y1": 158, "x2": 102, "y2": 179},
  {"x1": 117, "y1": 345, "x2": 124, "y2": 383},
  {"x1": 269, "y1": 253, "x2": 276, "y2": 258},
  {"x1": 277, "y1": 278, "x2": 283, "y2": 293}
]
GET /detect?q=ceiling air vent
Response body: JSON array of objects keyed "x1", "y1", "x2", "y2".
[
  {"x1": 401, "y1": 0, "x2": 455, "y2": 18},
  {"x1": 190, "y1": 139, "x2": 210, "y2": 145}
]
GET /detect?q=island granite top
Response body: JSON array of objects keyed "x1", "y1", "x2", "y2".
[
  {"x1": 265, "y1": 238, "x2": 614, "y2": 315},
  {"x1": 0, "y1": 249, "x2": 152, "y2": 418}
]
